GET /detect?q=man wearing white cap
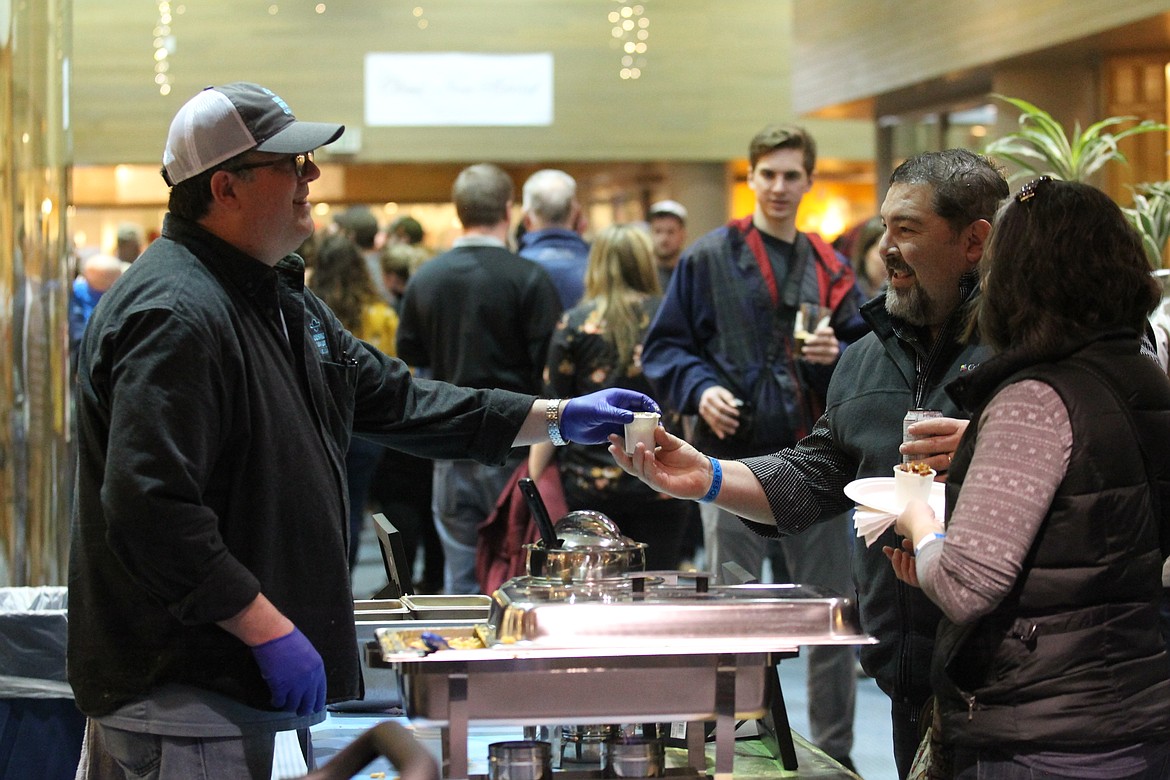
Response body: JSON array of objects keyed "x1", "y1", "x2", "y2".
[
  {"x1": 647, "y1": 199, "x2": 688, "y2": 291},
  {"x1": 69, "y1": 82, "x2": 657, "y2": 778}
]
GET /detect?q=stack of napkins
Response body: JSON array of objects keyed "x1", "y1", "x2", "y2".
[{"x1": 854, "y1": 506, "x2": 899, "y2": 547}]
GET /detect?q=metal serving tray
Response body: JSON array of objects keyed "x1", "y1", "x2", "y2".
[
  {"x1": 375, "y1": 628, "x2": 774, "y2": 725},
  {"x1": 484, "y1": 576, "x2": 872, "y2": 649},
  {"x1": 354, "y1": 598, "x2": 410, "y2": 614},
  {"x1": 371, "y1": 576, "x2": 873, "y2": 778},
  {"x1": 353, "y1": 599, "x2": 410, "y2": 658},
  {"x1": 371, "y1": 575, "x2": 871, "y2": 723},
  {"x1": 401, "y1": 593, "x2": 493, "y2": 621}
]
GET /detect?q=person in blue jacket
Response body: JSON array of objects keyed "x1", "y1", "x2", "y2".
[
  {"x1": 517, "y1": 168, "x2": 591, "y2": 309},
  {"x1": 641, "y1": 124, "x2": 864, "y2": 770}
]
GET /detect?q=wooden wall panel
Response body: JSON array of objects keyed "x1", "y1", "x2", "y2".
[
  {"x1": 1106, "y1": 55, "x2": 1170, "y2": 195},
  {"x1": 792, "y1": 0, "x2": 1170, "y2": 114}
]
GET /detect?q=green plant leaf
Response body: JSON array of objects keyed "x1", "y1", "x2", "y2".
[
  {"x1": 1124, "y1": 182, "x2": 1170, "y2": 268},
  {"x1": 984, "y1": 94, "x2": 1168, "y2": 183}
]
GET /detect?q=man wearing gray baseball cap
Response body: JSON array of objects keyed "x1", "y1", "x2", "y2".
[
  {"x1": 160, "y1": 82, "x2": 344, "y2": 186},
  {"x1": 69, "y1": 82, "x2": 657, "y2": 778}
]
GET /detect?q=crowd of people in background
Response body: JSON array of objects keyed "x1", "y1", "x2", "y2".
[{"x1": 73, "y1": 170, "x2": 724, "y2": 601}]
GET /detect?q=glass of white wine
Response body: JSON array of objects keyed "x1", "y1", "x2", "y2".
[{"x1": 793, "y1": 303, "x2": 831, "y2": 356}]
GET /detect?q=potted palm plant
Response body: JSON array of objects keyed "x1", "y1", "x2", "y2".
[
  {"x1": 984, "y1": 94, "x2": 1170, "y2": 268},
  {"x1": 983, "y1": 94, "x2": 1166, "y2": 182}
]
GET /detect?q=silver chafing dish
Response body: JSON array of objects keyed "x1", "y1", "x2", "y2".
[
  {"x1": 371, "y1": 572, "x2": 873, "y2": 779},
  {"x1": 485, "y1": 575, "x2": 867, "y2": 649}
]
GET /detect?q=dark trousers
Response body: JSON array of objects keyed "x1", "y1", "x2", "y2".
[
  {"x1": 368, "y1": 450, "x2": 440, "y2": 592},
  {"x1": 345, "y1": 437, "x2": 384, "y2": 572}
]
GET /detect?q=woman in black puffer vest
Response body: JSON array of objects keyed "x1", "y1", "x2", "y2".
[{"x1": 888, "y1": 178, "x2": 1170, "y2": 779}]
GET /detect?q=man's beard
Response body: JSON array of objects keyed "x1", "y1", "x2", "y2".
[{"x1": 884, "y1": 280, "x2": 930, "y2": 326}]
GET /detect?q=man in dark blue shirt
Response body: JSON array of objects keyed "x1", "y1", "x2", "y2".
[
  {"x1": 517, "y1": 168, "x2": 591, "y2": 309},
  {"x1": 641, "y1": 125, "x2": 862, "y2": 770}
]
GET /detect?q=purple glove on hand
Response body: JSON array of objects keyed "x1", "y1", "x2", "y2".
[
  {"x1": 251, "y1": 627, "x2": 326, "y2": 716},
  {"x1": 561, "y1": 388, "x2": 661, "y2": 445}
]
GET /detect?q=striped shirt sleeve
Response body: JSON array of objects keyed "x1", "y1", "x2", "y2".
[{"x1": 741, "y1": 415, "x2": 859, "y2": 536}]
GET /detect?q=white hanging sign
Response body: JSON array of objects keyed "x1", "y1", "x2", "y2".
[{"x1": 364, "y1": 52, "x2": 554, "y2": 127}]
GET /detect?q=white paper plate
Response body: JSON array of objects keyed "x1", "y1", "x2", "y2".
[{"x1": 844, "y1": 477, "x2": 946, "y2": 516}]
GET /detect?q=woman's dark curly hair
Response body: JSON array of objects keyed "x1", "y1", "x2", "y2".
[{"x1": 975, "y1": 177, "x2": 1160, "y2": 354}]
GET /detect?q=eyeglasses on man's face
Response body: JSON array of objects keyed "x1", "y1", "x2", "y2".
[{"x1": 227, "y1": 151, "x2": 314, "y2": 178}]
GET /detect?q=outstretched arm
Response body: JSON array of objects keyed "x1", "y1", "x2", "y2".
[{"x1": 607, "y1": 426, "x2": 775, "y2": 524}]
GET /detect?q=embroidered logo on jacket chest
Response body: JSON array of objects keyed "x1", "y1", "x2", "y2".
[{"x1": 308, "y1": 317, "x2": 331, "y2": 359}]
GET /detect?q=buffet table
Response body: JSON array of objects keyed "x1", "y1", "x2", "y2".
[{"x1": 341, "y1": 574, "x2": 871, "y2": 780}]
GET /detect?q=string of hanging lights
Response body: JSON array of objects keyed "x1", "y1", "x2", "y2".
[
  {"x1": 608, "y1": 2, "x2": 649, "y2": 80},
  {"x1": 153, "y1": 2, "x2": 178, "y2": 96}
]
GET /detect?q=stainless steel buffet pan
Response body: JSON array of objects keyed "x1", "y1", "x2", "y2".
[
  {"x1": 401, "y1": 593, "x2": 492, "y2": 621},
  {"x1": 374, "y1": 630, "x2": 775, "y2": 725},
  {"x1": 370, "y1": 575, "x2": 872, "y2": 724},
  {"x1": 354, "y1": 598, "x2": 410, "y2": 615},
  {"x1": 484, "y1": 577, "x2": 872, "y2": 648},
  {"x1": 353, "y1": 598, "x2": 409, "y2": 650},
  {"x1": 356, "y1": 621, "x2": 483, "y2": 708}
]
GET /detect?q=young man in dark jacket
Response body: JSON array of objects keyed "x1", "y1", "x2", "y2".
[{"x1": 641, "y1": 124, "x2": 863, "y2": 769}]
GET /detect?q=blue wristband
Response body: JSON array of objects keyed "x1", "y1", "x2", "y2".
[
  {"x1": 914, "y1": 532, "x2": 946, "y2": 555},
  {"x1": 698, "y1": 457, "x2": 723, "y2": 503}
]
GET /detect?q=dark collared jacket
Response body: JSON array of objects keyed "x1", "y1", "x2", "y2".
[
  {"x1": 642, "y1": 217, "x2": 860, "y2": 459},
  {"x1": 741, "y1": 286, "x2": 992, "y2": 710},
  {"x1": 69, "y1": 214, "x2": 533, "y2": 715}
]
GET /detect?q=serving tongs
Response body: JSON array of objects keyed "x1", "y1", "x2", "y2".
[{"x1": 518, "y1": 477, "x2": 562, "y2": 550}]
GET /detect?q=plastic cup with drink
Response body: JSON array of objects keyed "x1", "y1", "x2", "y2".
[{"x1": 793, "y1": 303, "x2": 831, "y2": 356}]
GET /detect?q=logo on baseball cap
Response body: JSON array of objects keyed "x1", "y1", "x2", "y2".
[{"x1": 162, "y1": 82, "x2": 344, "y2": 186}]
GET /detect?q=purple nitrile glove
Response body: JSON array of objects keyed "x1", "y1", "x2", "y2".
[
  {"x1": 251, "y1": 627, "x2": 326, "y2": 716},
  {"x1": 561, "y1": 388, "x2": 661, "y2": 445}
]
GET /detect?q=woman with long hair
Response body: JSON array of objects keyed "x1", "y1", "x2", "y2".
[
  {"x1": 889, "y1": 178, "x2": 1170, "y2": 778},
  {"x1": 310, "y1": 233, "x2": 399, "y2": 572},
  {"x1": 849, "y1": 215, "x2": 888, "y2": 298},
  {"x1": 529, "y1": 223, "x2": 690, "y2": 569}
]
